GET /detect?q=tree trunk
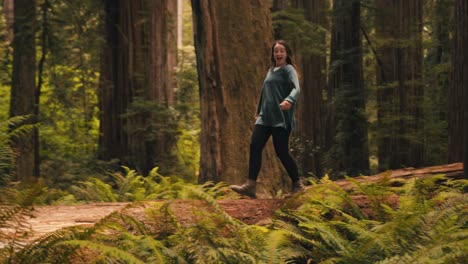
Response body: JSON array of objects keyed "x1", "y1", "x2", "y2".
[
  {"x1": 450, "y1": 0, "x2": 467, "y2": 165},
  {"x1": 328, "y1": 0, "x2": 369, "y2": 177},
  {"x1": 293, "y1": 0, "x2": 329, "y2": 178},
  {"x1": 272, "y1": 0, "x2": 290, "y2": 11},
  {"x1": 177, "y1": 0, "x2": 183, "y2": 48},
  {"x1": 191, "y1": 0, "x2": 287, "y2": 195},
  {"x1": 424, "y1": 0, "x2": 452, "y2": 165},
  {"x1": 375, "y1": 0, "x2": 424, "y2": 170},
  {"x1": 2, "y1": 0, "x2": 13, "y2": 42},
  {"x1": 452, "y1": 0, "x2": 468, "y2": 176},
  {"x1": 99, "y1": 0, "x2": 178, "y2": 175},
  {"x1": 9, "y1": 0, "x2": 38, "y2": 181}
]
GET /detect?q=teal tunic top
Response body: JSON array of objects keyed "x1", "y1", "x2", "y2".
[{"x1": 255, "y1": 64, "x2": 300, "y2": 131}]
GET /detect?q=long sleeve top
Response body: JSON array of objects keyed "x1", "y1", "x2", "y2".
[{"x1": 255, "y1": 64, "x2": 300, "y2": 131}]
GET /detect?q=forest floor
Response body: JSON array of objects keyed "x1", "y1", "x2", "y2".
[{"x1": 2, "y1": 162, "x2": 464, "y2": 245}]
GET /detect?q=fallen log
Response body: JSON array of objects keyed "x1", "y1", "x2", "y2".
[{"x1": 334, "y1": 162, "x2": 464, "y2": 191}]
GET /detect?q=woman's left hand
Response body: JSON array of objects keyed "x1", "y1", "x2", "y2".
[{"x1": 279, "y1": 100, "x2": 292, "y2": 111}]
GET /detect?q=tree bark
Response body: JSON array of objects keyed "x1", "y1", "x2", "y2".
[
  {"x1": 328, "y1": 0, "x2": 369, "y2": 177},
  {"x1": 191, "y1": 0, "x2": 287, "y2": 195},
  {"x1": 450, "y1": 0, "x2": 467, "y2": 166},
  {"x1": 272, "y1": 0, "x2": 290, "y2": 11},
  {"x1": 375, "y1": 0, "x2": 424, "y2": 170},
  {"x1": 424, "y1": 0, "x2": 452, "y2": 165},
  {"x1": 9, "y1": 0, "x2": 38, "y2": 181},
  {"x1": 99, "y1": 0, "x2": 178, "y2": 174},
  {"x1": 2, "y1": 0, "x2": 13, "y2": 42},
  {"x1": 293, "y1": 0, "x2": 329, "y2": 178},
  {"x1": 452, "y1": 0, "x2": 468, "y2": 176}
]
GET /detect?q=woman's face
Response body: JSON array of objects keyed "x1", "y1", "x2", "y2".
[{"x1": 273, "y1": 43, "x2": 287, "y2": 66}]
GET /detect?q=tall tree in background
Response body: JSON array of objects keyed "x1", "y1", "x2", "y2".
[
  {"x1": 464, "y1": 2, "x2": 468, "y2": 178},
  {"x1": 2, "y1": 0, "x2": 13, "y2": 42},
  {"x1": 191, "y1": 0, "x2": 288, "y2": 194},
  {"x1": 327, "y1": 0, "x2": 369, "y2": 177},
  {"x1": 272, "y1": 0, "x2": 289, "y2": 12},
  {"x1": 449, "y1": 0, "x2": 466, "y2": 165},
  {"x1": 99, "y1": 0, "x2": 178, "y2": 174},
  {"x1": 375, "y1": 0, "x2": 424, "y2": 170},
  {"x1": 293, "y1": 0, "x2": 329, "y2": 178},
  {"x1": 424, "y1": 0, "x2": 452, "y2": 165},
  {"x1": 9, "y1": 0, "x2": 38, "y2": 181},
  {"x1": 451, "y1": 0, "x2": 468, "y2": 176}
]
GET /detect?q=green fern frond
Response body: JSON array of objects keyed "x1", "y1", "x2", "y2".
[
  {"x1": 58, "y1": 239, "x2": 146, "y2": 264},
  {"x1": 70, "y1": 177, "x2": 117, "y2": 202},
  {"x1": 0, "y1": 116, "x2": 38, "y2": 185},
  {"x1": 118, "y1": 233, "x2": 182, "y2": 264},
  {"x1": 0, "y1": 186, "x2": 43, "y2": 259},
  {"x1": 347, "y1": 177, "x2": 394, "y2": 221},
  {"x1": 159, "y1": 200, "x2": 183, "y2": 231},
  {"x1": 116, "y1": 211, "x2": 152, "y2": 235},
  {"x1": 308, "y1": 177, "x2": 368, "y2": 220},
  {"x1": 185, "y1": 185, "x2": 240, "y2": 228},
  {"x1": 377, "y1": 253, "x2": 415, "y2": 264},
  {"x1": 5, "y1": 115, "x2": 36, "y2": 141},
  {"x1": 273, "y1": 220, "x2": 318, "y2": 248},
  {"x1": 8, "y1": 225, "x2": 86, "y2": 263},
  {"x1": 262, "y1": 230, "x2": 290, "y2": 264}
]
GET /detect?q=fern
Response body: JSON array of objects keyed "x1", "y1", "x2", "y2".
[
  {"x1": 68, "y1": 167, "x2": 226, "y2": 203},
  {"x1": 69, "y1": 177, "x2": 117, "y2": 202},
  {"x1": 347, "y1": 176, "x2": 394, "y2": 221},
  {"x1": 0, "y1": 185, "x2": 43, "y2": 261},
  {"x1": 8, "y1": 226, "x2": 86, "y2": 264},
  {"x1": 0, "y1": 116, "x2": 36, "y2": 186},
  {"x1": 185, "y1": 185, "x2": 240, "y2": 227},
  {"x1": 4, "y1": 170, "x2": 464, "y2": 264},
  {"x1": 275, "y1": 174, "x2": 467, "y2": 263},
  {"x1": 59, "y1": 239, "x2": 146, "y2": 264}
]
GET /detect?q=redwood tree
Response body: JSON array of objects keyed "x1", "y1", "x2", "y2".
[
  {"x1": 449, "y1": 0, "x2": 467, "y2": 167},
  {"x1": 328, "y1": 0, "x2": 369, "y2": 177},
  {"x1": 191, "y1": 0, "x2": 287, "y2": 195},
  {"x1": 99, "y1": 0, "x2": 178, "y2": 174},
  {"x1": 375, "y1": 0, "x2": 424, "y2": 170},
  {"x1": 451, "y1": 0, "x2": 468, "y2": 176},
  {"x1": 9, "y1": 0, "x2": 38, "y2": 181},
  {"x1": 293, "y1": 0, "x2": 329, "y2": 178}
]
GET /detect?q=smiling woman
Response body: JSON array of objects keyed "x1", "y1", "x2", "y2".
[{"x1": 230, "y1": 40, "x2": 304, "y2": 198}]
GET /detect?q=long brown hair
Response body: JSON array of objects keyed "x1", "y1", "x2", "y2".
[{"x1": 270, "y1": 40, "x2": 300, "y2": 75}]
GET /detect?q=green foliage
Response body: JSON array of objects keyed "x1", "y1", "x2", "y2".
[
  {"x1": 175, "y1": 45, "x2": 200, "y2": 181},
  {"x1": 0, "y1": 127, "x2": 14, "y2": 186},
  {"x1": 0, "y1": 4, "x2": 12, "y2": 123},
  {"x1": 2, "y1": 174, "x2": 466, "y2": 263},
  {"x1": 278, "y1": 175, "x2": 467, "y2": 263},
  {"x1": 0, "y1": 186, "x2": 43, "y2": 259},
  {"x1": 272, "y1": 8, "x2": 327, "y2": 57},
  {"x1": 420, "y1": 0, "x2": 453, "y2": 165},
  {"x1": 1, "y1": 188, "x2": 287, "y2": 263},
  {"x1": 0, "y1": 116, "x2": 37, "y2": 185},
  {"x1": 66, "y1": 167, "x2": 230, "y2": 203},
  {"x1": 36, "y1": 0, "x2": 102, "y2": 186}
]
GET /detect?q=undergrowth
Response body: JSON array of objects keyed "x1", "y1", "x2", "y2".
[{"x1": 1, "y1": 172, "x2": 466, "y2": 263}]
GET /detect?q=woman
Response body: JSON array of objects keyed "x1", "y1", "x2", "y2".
[{"x1": 230, "y1": 40, "x2": 305, "y2": 198}]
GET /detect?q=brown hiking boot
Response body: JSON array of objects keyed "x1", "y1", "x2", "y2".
[
  {"x1": 291, "y1": 178, "x2": 306, "y2": 194},
  {"x1": 230, "y1": 179, "x2": 256, "y2": 198}
]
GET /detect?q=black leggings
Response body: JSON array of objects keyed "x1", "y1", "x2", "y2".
[{"x1": 248, "y1": 124, "x2": 299, "y2": 182}]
